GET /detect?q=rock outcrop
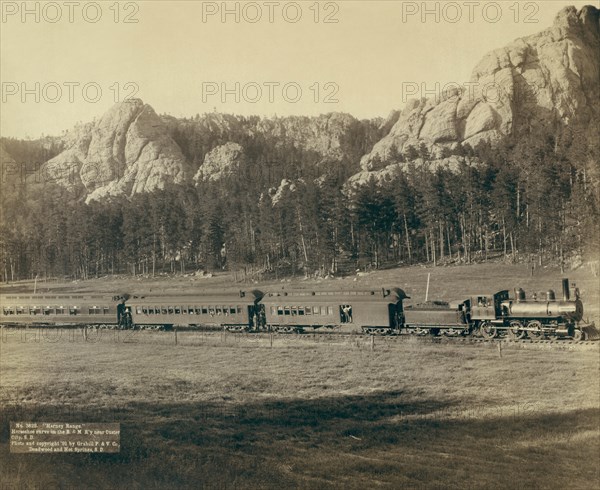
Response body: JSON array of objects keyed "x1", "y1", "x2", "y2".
[
  {"x1": 262, "y1": 178, "x2": 306, "y2": 207},
  {"x1": 193, "y1": 142, "x2": 246, "y2": 183},
  {"x1": 360, "y1": 5, "x2": 600, "y2": 171},
  {"x1": 347, "y1": 155, "x2": 480, "y2": 190},
  {"x1": 17, "y1": 6, "x2": 600, "y2": 200},
  {"x1": 36, "y1": 99, "x2": 189, "y2": 202},
  {"x1": 255, "y1": 112, "x2": 366, "y2": 163}
]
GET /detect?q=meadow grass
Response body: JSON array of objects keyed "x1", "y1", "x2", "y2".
[{"x1": 1, "y1": 329, "x2": 598, "y2": 489}]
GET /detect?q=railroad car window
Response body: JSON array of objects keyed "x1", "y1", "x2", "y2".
[
  {"x1": 284, "y1": 307, "x2": 290, "y2": 316},
  {"x1": 161, "y1": 307, "x2": 168, "y2": 315},
  {"x1": 277, "y1": 306, "x2": 284, "y2": 315},
  {"x1": 298, "y1": 307, "x2": 305, "y2": 316},
  {"x1": 304, "y1": 306, "x2": 311, "y2": 315},
  {"x1": 291, "y1": 307, "x2": 297, "y2": 316},
  {"x1": 181, "y1": 306, "x2": 187, "y2": 314},
  {"x1": 209, "y1": 306, "x2": 215, "y2": 315},
  {"x1": 270, "y1": 306, "x2": 276, "y2": 315},
  {"x1": 3, "y1": 307, "x2": 13, "y2": 315},
  {"x1": 89, "y1": 308, "x2": 100, "y2": 315},
  {"x1": 69, "y1": 307, "x2": 78, "y2": 315},
  {"x1": 195, "y1": 306, "x2": 202, "y2": 315},
  {"x1": 168, "y1": 306, "x2": 174, "y2": 314},
  {"x1": 16, "y1": 307, "x2": 25, "y2": 315},
  {"x1": 142, "y1": 307, "x2": 148, "y2": 314},
  {"x1": 187, "y1": 306, "x2": 194, "y2": 314},
  {"x1": 237, "y1": 306, "x2": 242, "y2": 314},
  {"x1": 30, "y1": 306, "x2": 41, "y2": 315},
  {"x1": 230, "y1": 307, "x2": 236, "y2": 315},
  {"x1": 313, "y1": 306, "x2": 320, "y2": 315},
  {"x1": 43, "y1": 307, "x2": 53, "y2": 315},
  {"x1": 55, "y1": 307, "x2": 65, "y2": 315},
  {"x1": 174, "y1": 306, "x2": 180, "y2": 314},
  {"x1": 136, "y1": 307, "x2": 143, "y2": 314},
  {"x1": 103, "y1": 307, "x2": 110, "y2": 315},
  {"x1": 216, "y1": 306, "x2": 222, "y2": 315}
]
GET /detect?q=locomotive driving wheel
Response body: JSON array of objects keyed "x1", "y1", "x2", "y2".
[
  {"x1": 527, "y1": 320, "x2": 545, "y2": 339},
  {"x1": 507, "y1": 320, "x2": 526, "y2": 340},
  {"x1": 479, "y1": 321, "x2": 497, "y2": 339}
]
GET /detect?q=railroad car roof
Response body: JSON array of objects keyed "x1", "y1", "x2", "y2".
[
  {"x1": 128, "y1": 296, "x2": 259, "y2": 304},
  {"x1": 127, "y1": 291, "x2": 263, "y2": 303},
  {"x1": 261, "y1": 288, "x2": 406, "y2": 303},
  {"x1": 1, "y1": 294, "x2": 113, "y2": 301},
  {"x1": 1, "y1": 290, "x2": 263, "y2": 302}
]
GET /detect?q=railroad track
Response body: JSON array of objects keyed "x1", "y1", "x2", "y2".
[
  {"x1": 216, "y1": 330, "x2": 600, "y2": 351},
  {"x1": 2, "y1": 324, "x2": 598, "y2": 351}
]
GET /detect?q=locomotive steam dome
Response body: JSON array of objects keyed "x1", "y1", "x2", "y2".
[{"x1": 515, "y1": 288, "x2": 526, "y2": 302}]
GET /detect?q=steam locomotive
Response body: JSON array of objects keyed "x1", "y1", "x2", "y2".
[
  {"x1": 401, "y1": 278, "x2": 592, "y2": 341},
  {"x1": 0, "y1": 278, "x2": 597, "y2": 340}
]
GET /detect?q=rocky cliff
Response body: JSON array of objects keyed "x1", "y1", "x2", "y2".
[
  {"x1": 193, "y1": 142, "x2": 247, "y2": 183},
  {"x1": 19, "y1": 5, "x2": 600, "y2": 201},
  {"x1": 359, "y1": 5, "x2": 600, "y2": 173},
  {"x1": 36, "y1": 99, "x2": 190, "y2": 202}
]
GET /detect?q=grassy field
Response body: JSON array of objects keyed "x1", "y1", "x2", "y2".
[
  {"x1": 1, "y1": 263, "x2": 599, "y2": 488},
  {"x1": 1, "y1": 330, "x2": 599, "y2": 489}
]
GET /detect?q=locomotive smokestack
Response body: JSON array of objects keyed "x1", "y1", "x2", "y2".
[{"x1": 562, "y1": 278, "x2": 570, "y2": 301}]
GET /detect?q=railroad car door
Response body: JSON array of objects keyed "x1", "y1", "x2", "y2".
[
  {"x1": 388, "y1": 303, "x2": 399, "y2": 329},
  {"x1": 248, "y1": 304, "x2": 264, "y2": 329}
]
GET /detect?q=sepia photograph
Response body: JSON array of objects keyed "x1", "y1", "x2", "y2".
[{"x1": 1, "y1": 1, "x2": 599, "y2": 488}]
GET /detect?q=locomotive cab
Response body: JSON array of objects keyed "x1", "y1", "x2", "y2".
[{"x1": 469, "y1": 290, "x2": 509, "y2": 321}]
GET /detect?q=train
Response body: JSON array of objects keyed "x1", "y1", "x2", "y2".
[{"x1": 0, "y1": 278, "x2": 597, "y2": 341}]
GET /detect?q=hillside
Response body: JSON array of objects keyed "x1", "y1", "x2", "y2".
[
  {"x1": 2, "y1": 6, "x2": 595, "y2": 202},
  {"x1": 0, "y1": 5, "x2": 598, "y2": 282}
]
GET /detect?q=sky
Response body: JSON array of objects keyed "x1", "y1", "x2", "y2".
[{"x1": 0, "y1": 0, "x2": 594, "y2": 138}]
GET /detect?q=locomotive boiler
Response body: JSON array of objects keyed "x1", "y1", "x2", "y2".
[{"x1": 495, "y1": 278, "x2": 588, "y2": 340}]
